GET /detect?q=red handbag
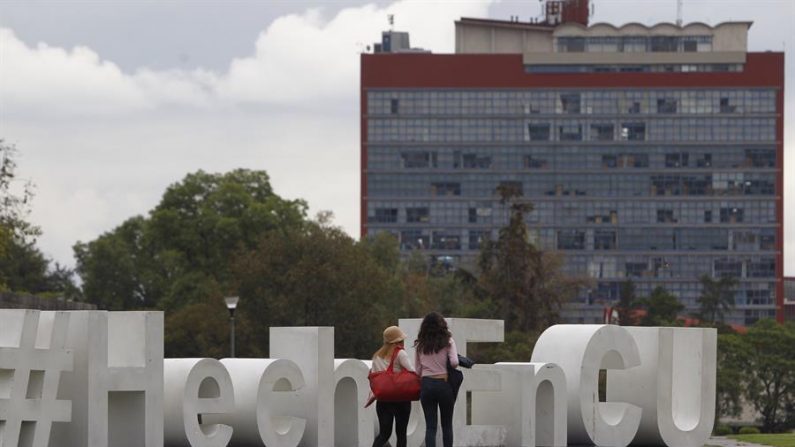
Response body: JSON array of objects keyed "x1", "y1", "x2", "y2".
[{"x1": 368, "y1": 346, "x2": 421, "y2": 402}]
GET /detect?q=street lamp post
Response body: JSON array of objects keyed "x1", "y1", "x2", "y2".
[{"x1": 224, "y1": 296, "x2": 240, "y2": 358}]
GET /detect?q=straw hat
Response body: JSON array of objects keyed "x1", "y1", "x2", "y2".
[{"x1": 383, "y1": 326, "x2": 407, "y2": 344}]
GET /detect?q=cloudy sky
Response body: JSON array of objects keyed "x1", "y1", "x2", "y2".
[{"x1": 0, "y1": 0, "x2": 793, "y2": 275}]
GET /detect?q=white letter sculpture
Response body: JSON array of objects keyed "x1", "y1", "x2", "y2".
[
  {"x1": 48, "y1": 311, "x2": 164, "y2": 447},
  {"x1": 608, "y1": 327, "x2": 717, "y2": 447},
  {"x1": 473, "y1": 362, "x2": 568, "y2": 447},
  {"x1": 532, "y1": 324, "x2": 642, "y2": 447},
  {"x1": 164, "y1": 358, "x2": 235, "y2": 447},
  {"x1": 270, "y1": 327, "x2": 334, "y2": 447},
  {"x1": 217, "y1": 358, "x2": 306, "y2": 446},
  {"x1": 0, "y1": 310, "x2": 73, "y2": 447},
  {"x1": 333, "y1": 359, "x2": 375, "y2": 446}
]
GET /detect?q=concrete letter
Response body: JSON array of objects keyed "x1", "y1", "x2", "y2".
[
  {"x1": 164, "y1": 358, "x2": 234, "y2": 447},
  {"x1": 532, "y1": 324, "x2": 641, "y2": 447},
  {"x1": 0, "y1": 310, "x2": 73, "y2": 447},
  {"x1": 214, "y1": 358, "x2": 306, "y2": 447},
  {"x1": 333, "y1": 358, "x2": 375, "y2": 446},
  {"x1": 49, "y1": 311, "x2": 163, "y2": 447},
  {"x1": 609, "y1": 327, "x2": 717, "y2": 447},
  {"x1": 473, "y1": 362, "x2": 567, "y2": 447},
  {"x1": 270, "y1": 327, "x2": 334, "y2": 447}
]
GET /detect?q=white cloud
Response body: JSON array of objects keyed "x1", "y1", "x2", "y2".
[{"x1": 0, "y1": 0, "x2": 494, "y2": 267}]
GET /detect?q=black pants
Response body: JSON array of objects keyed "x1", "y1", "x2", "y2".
[
  {"x1": 420, "y1": 377, "x2": 455, "y2": 447},
  {"x1": 372, "y1": 400, "x2": 411, "y2": 447}
]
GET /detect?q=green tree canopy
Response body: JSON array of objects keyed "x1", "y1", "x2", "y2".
[
  {"x1": 639, "y1": 286, "x2": 684, "y2": 326},
  {"x1": 721, "y1": 320, "x2": 795, "y2": 432},
  {"x1": 74, "y1": 169, "x2": 308, "y2": 311},
  {"x1": 697, "y1": 274, "x2": 737, "y2": 324},
  {"x1": 475, "y1": 187, "x2": 589, "y2": 333},
  {"x1": 230, "y1": 220, "x2": 400, "y2": 358}
]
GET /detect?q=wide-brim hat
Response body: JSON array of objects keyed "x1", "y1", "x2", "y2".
[{"x1": 383, "y1": 326, "x2": 407, "y2": 344}]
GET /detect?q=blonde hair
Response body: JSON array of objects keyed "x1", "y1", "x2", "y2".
[{"x1": 374, "y1": 341, "x2": 403, "y2": 360}]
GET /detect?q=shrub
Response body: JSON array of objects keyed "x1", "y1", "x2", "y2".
[
  {"x1": 738, "y1": 426, "x2": 761, "y2": 435},
  {"x1": 713, "y1": 424, "x2": 733, "y2": 436}
]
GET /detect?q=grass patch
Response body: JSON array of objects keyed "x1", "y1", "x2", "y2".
[{"x1": 728, "y1": 433, "x2": 795, "y2": 447}]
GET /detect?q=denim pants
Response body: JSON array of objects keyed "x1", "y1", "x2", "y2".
[
  {"x1": 420, "y1": 377, "x2": 455, "y2": 447},
  {"x1": 372, "y1": 400, "x2": 411, "y2": 447}
]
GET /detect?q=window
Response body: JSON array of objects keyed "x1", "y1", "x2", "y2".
[
  {"x1": 657, "y1": 98, "x2": 678, "y2": 114},
  {"x1": 719, "y1": 97, "x2": 737, "y2": 113},
  {"x1": 558, "y1": 230, "x2": 585, "y2": 250},
  {"x1": 704, "y1": 210, "x2": 712, "y2": 223},
  {"x1": 469, "y1": 206, "x2": 492, "y2": 223},
  {"x1": 455, "y1": 152, "x2": 492, "y2": 169},
  {"x1": 720, "y1": 207, "x2": 744, "y2": 223},
  {"x1": 625, "y1": 262, "x2": 647, "y2": 278},
  {"x1": 371, "y1": 208, "x2": 397, "y2": 223},
  {"x1": 431, "y1": 182, "x2": 460, "y2": 196},
  {"x1": 745, "y1": 149, "x2": 775, "y2": 167},
  {"x1": 559, "y1": 123, "x2": 582, "y2": 141},
  {"x1": 406, "y1": 207, "x2": 429, "y2": 223},
  {"x1": 657, "y1": 209, "x2": 675, "y2": 223},
  {"x1": 760, "y1": 233, "x2": 775, "y2": 250},
  {"x1": 400, "y1": 230, "x2": 429, "y2": 250},
  {"x1": 594, "y1": 231, "x2": 616, "y2": 250},
  {"x1": 683, "y1": 40, "x2": 698, "y2": 52},
  {"x1": 714, "y1": 258, "x2": 743, "y2": 277},
  {"x1": 528, "y1": 123, "x2": 551, "y2": 141},
  {"x1": 432, "y1": 232, "x2": 461, "y2": 250},
  {"x1": 621, "y1": 122, "x2": 645, "y2": 141},
  {"x1": 560, "y1": 93, "x2": 581, "y2": 114},
  {"x1": 665, "y1": 152, "x2": 689, "y2": 168},
  {"x1": 401, "y1": 151, "x2": 437, "y2": 168},
  {"x1": 390, "y1": 98, "x2": 399, "y2": 114},
  {"x1": 469, "y1": 231, "x2": 490, "y2": 250},
  {"x1": 651, "y1": 36, "x2": 678, "y2": 52},
  {"x1": 524, "y1": 156, "x2": 549, "y2": 169},
  {"x1": 696, "y1": 154, "x2": 712, "y2": 168},
  {"x1": 591, "y1": 123, "x2": 614, "y2": 141},
  {"x1": 558, "y1": 37, "x2": 585, "y2": 52}
]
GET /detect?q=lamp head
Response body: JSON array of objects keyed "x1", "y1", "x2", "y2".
[{"x1": 225, "y1": 296, "x2": 240, "y2": 316}]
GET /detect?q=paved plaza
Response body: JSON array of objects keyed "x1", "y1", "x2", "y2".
[{"x1": 707, "y1": 436, "x2": 772, "y2": 447}]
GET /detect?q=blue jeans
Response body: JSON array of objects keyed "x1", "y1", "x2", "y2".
[{"x1": 420, "y1": 377, "x2": 454, "y2": 447}]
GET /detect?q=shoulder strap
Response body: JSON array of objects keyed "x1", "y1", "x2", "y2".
[{"x1": 387, "y1": 346, "x2": 403, "y2": 372}]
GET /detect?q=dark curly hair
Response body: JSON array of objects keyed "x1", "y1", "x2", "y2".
[{"x1": 414, "y1": 312, "x2": 451, "y2": 355}]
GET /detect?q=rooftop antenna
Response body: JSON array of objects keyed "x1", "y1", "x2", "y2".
[
  {"x1": 388, "y1": 14, "x2": 395, "y2": 31},
  {"x1": 676, "y1": 0, "x2": 683, "y2": 26}
]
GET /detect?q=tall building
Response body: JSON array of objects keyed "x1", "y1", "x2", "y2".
[
  {"x1": 361, "y1": 0, "x2": 784, "y2": 325},
  {"x1": 785, "y1": 277, "x2": 795, "y2": 321}
]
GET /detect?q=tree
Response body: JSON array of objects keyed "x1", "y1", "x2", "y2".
[
  {"x1": 75, "y1": 169, "x2": 308, "y2": 311},
  {"x1": 716, "y1": 332, "x2": 744, "y2": 422},
  {"x1": 724, "y1": 320, "x2": 795, "y2": 432},
  {"x1": 0, "y1": 140, "x2": 79, "y2": 297},
  {"x1": 639, "y1": 286, "x2": 684, "y2": 326},
  {"x1": 697, "y1": 274, "x2": 737, "y2": 324},
  {"x1": 616, "y1": 280, "x2": 641, "y2": 326},
  {"x1": 232, "y1": 220, "x2": 399, "y2": 359},
  {"x1": 476, "y1": 186, "x2": 589, "y2": 333}
]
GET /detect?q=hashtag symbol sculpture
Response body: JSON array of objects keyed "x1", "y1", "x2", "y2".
[{"x1": 0, "y1": 310, "x2": 73, "y2": 447}]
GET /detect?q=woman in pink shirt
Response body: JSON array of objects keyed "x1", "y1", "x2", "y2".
[{"x1": 414, "y1": 312, "x2": 458, "y2": 447}]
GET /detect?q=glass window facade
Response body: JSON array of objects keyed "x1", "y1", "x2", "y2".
[{"x1": 365, "y1": 87, "x2": 779, "y2": 326}]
